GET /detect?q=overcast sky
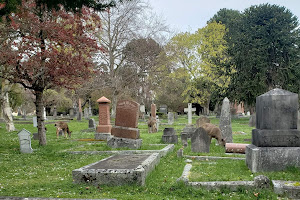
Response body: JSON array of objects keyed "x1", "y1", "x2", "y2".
[{"x1": 147, "y1": 0, "x2": 300, "y2": 33}]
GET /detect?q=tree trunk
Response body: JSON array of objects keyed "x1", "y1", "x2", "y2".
[
  {"x1": 2, "y1": 93, "x2": 15, "y2": 132},
  {"x1": 35, "y1": 90, "x2": 47, "y2": 146},
  {"x1": 1, "y1": 79, "x2": 15, "y2": 131}
]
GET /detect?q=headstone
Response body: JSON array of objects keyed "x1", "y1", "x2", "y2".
[
  {"x1": 181, "y1": 133, "x2": 188, "y2": 147},
  {"x1": 95, "y1": 96, "x2": 112, "y2": 140},
  {"x1": 77, "y1": 99, "x2": 82, "y2": 121},
  {"x1": 89, "y1": 118, "x2": 96, "y2": 129},
  {"x1": 249, "y1": 114, "x2": 256, "y2": 127},
  {"x1": 246, "y1": 88, "x2": 300, "y2": 172},
  {"x1": 177, "y1": 148, "x2": 183, "y2": 157},
  {"x1": 88, "y1": 100, "x2": 92, "y2": 116},
  {"x1": 196, "y1": 116, "x2": 210, "y2": 128},
  {"x1": 168, "y1": 112, "x2": 174, "y2": 125},
  {"x1": 191, "y1": 127, "x2": 210, "y2": 153},
  {"x1": 162, "y1": 128, "x2": 178, "y2": 144},
  {"x1": 219, "y1": 97, "x2": 232, "y2": 143},
  {"x1": 32, "y1": 116, "x2": 37, "y2": 127},
  {"x1": 247, "y1": 111, "x2": 251, "y2": 116},
  {"x1": 69, "y1": 108, "x2": 75, "y2": 118},
  {"x1": 159, "y1": 105, "x2": 167, "y2": 114},
  {"x1": 18, "y1": 129, "x2": 33, "y2": 153},
  {"x1": 156, "y1": 116, "x2": 160, "y2": 132},
  {"x1": 151, "y1": 103, "x2": 156, "y2": 118},
  {"x1": 84, "y1": 107, "x2": 89, "y2": 119},
  {"x1": 140, "y1": 105, "x2": 145, "y2": 113},
  {"x1": 111, "y1": 100, "x2": 140, "y2": 139},
  {"x1": 181, "y1": 125, "x2": 196, "y2": 138}
]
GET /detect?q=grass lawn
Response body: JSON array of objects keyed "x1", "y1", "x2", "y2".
[{"x1": 0, "y1": 115, "x2": 297, "y2": 199}]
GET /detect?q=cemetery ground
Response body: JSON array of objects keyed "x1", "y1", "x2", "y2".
[{"x1": 0, "y1": 116, "x2": 299, "y2": 199}]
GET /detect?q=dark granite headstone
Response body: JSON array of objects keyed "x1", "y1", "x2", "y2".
[
  {"x1": 191, "y1": 127, "x2": 210, "y2": 153},
  {"x1": 162, "y1": 128, "x2": 178, "y2": 144}
]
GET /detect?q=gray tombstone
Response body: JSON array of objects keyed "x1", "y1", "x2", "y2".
[
  {"x1": 69, "y1": 108, "x2": 75, "y2": 118},
  {"x1": 162, "y1": 128, "x2": 178, "y2": 144},
  {"x1": 84, "y1": 108, "x2": 89, "y2": 119},
  {"x1": 181, "y1": 132, "x2": 188, "y2": 147},
  {"x1": 32, "y1": 116, "x2": 37, "y2": 127},
  {"x1": 188, "y1": 103, "x2": 192, "y2": 125},
  {"x1": 168, "y1": 112, "x2": 174, "y2": 125},
  {"x1": 219, "y1": 97, "x2": 232, "y2": 143},
  {"x1": 249, "y1": 114, "x2": 256, "y2": 127},
  {"x1": 53, "y1": 106, "x2": 57, "y2": 118},
  {"x1": 89, "y1": 118, "x2": 96, "y2": 129},
  {"x1": 246, "y1": 88, "x2": 300, "y2": 172},
  {"x1": 18, "y1": 129, "x2": 33, "y2": 153},
  {"x1": 191, "y1": 127, "x2": 210, "y2": 153}
]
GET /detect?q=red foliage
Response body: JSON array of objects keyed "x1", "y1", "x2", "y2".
[{"x1": 0, "y1": 0, "x2": 103, "y2": 91}]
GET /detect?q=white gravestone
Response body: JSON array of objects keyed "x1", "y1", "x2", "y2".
[
  {"x1": 140, "y1": 105, "x2": 145, "y2": 113},
  {"x1": 43, "y1": 107, "x2": 47, "y2": 120},
  {"x1": 188, "y1": 103, "x2": 193, "y2": 125},
  {"x1": 18, "y1": 129, "x2": 33, "y2": 153},
  {"x1": 32, "y1": 116, "x2": 37, "y2": 127}
]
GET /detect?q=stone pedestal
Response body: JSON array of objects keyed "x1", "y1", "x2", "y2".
[
  {"x1": 246, "y1": 144, "x2": 300, "y2": 172},
  {"x1": 107, "y1": 137, "x2": 142, "y2": 149},
  {"x1": 246, "y1": 89, "x2": 300, "y2": 172},
  {"x1": 111, "y1": 126, "x2": 140, "y2": 139},
  {"x1": 96, "y1": 96, "x2": 112, "y2": 134},
  {"x1": 95, "y1": 133, "x2": 113, "y2": 141}
]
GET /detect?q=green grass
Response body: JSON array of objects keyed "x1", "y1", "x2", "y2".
[{"x1": 0, "y1": 115, "x2": 294, "y2": 199}]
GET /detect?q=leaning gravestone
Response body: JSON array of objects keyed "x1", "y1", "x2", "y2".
[
  {"x1": 191, "y1": 127, "x2": 210, "y2": 153},
  {"x1": 219, "y1": 97, "x2": 233, "y2": 143},
  {"x1": 246, "y1": 88, "x2": 300, "y2": 172},
  {"x1": 18, "y1": 129, "x2": 33, "y2": 153},
  {"x1": 162, "y1": 128, "x2": 178, "y2": 144},
  {"x1": 109, "y1": 100, "x2": 142, "y2": 149},
  {"x1": 168, "y1": 112, "x2": 174, "y2": 125},
  {"x1": 196, "y1": 116, "x2": 210, "y2": 128}
]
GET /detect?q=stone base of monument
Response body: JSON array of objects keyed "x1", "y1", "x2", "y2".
[
  {"x1": 111, "y1": 126, "x2": 140, "y2": 139},
  {"x1": 107, "y1": 137, "x2": 142, "y2": 149},
  {"x1": 72, "y1": 153, "x2": 160, "y2": 186},
  {"x1": 246, "y1": 144, "x2": 300, "y2": 172},
  {"x1": 162, "y1": 135, "x2": 178, "y2": 144},
  {"x1": 182, "y1": 125, "x2": 196, "y2": 138},
  {"x1": 273, "y1": 180, "x2": 300, "y2": 199},
  {"x1": 94, "y1": 133, "x2": 113, "y2": 141}
]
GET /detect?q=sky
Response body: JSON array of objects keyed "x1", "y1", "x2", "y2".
[{"x1": 147, "y1": 0, "x2": 300, "y2": 33}]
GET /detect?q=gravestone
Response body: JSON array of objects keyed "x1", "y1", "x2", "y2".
[
  {"x1": 89, "y1": 118, "x2": 96, "y2": 129},
  {"x1": 196, "y1": 116, "x2": 210, "y2": 128},
  {"x1": 191, "y1": 127, "x2": 210, "y2": 153},
  {"x1": 162, "y1": 128, "x2": 178, "y2": 144},
  {"x1": 53, "y1": 106, "x2": 57, "y2": 118},
  {"x1": 219, "y1": 97, "x2": 232, "y2": 143},
  {"x1": 84, "y1": 107, "x2": 89, "y2": 119},
  {"x1": 69, "y1": 108, "x2": 75, "y2": 118},
  {"x1": 18, "y1": 129, "x2": 33, "y2": 153},
  {"x1": 95, "y1": 96, "x2": 112, "y2": 141},
  {"x1": 249, "y1": 114, "x2": 256, "y2": 127},
  {"x1": 156, "y1": 116, "x2": 160, "y2": 132},
  {"x1": 246, "y1": 88, "x2": 300, "y2": 172},
  {"x1": 77, "y1": 99, "x2": 82, "y2": 121},
  {"x1": 43, "y1": 107, "x2": 47, "y2": 120},
  {"x1": 150, "y1": 104, "x2": 157, "y2": 133},
  {"x1": 159, "y1": 105, "x2": 167, "y2": 114},
  {"x1": 168, "y1": 112, "x2": 174, "y2": 125},
  {"x1": 181, "y1": 133, "x2": 188, "y2": 147},
  {"x1": 110, "y1": 100, "x2": 142, "y2": 149},
  {"x1": 32, "y1": 116, "x2": 37, "y2": 127}
]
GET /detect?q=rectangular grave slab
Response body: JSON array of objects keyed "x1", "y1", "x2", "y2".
[
  {"x1": 72, "y1": 153, "x2": 160, "y2": 186},
  {"x1": 273, "y1": 180, "x2": 300, "y2": 199}
]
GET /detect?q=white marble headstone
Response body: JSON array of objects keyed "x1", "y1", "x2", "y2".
[{"x1": 18, "y1": 129, "x2": 33, "y2": 153}]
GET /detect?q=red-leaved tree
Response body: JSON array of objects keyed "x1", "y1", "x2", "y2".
[{"x1": 0, "y1": 0, "x2": 102, "y2": 145}]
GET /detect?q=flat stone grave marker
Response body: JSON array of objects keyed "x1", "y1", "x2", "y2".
[{"x1": 73, "y1": 153, "x2": 160, "y2": 186}]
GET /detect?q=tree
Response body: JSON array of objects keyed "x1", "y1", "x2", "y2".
[
  {"x1": 95, "y1": 0, "x2": 168, "y2": 116},
  {"x1": 229, "y1": 4, "x2": 300, "y2": 105},
  {"x1": 0, "y1": 1, "x2": 101, "y2": 145}
]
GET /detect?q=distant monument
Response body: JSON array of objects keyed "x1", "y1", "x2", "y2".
[{"x1": 95, "y1": 96, "x2": 112, "y2": 141}]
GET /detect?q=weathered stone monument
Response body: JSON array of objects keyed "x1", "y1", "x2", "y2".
[
  {"x1": 77, "y1": 99, "x2": 82, "y2": 121},
  {"x1": 151, "y1": 103, "x2": 156, "y2": 118},
  {"x1": 84, "y1": 107, "x2": 89, "y2": 119},
  {"x1": 109, "y1": 100, "x2": 142, "y2": 149},
  {"x1": 150, "y1": 103, "x2": 158, "y2": 133},
  {"x1": 95, "y1": 96, "x2": 112, "y2": 141},
  {"x1": 162, "y1": 128, "x2": 178, "y2": 144},
  {"x1": 196, "y1": 116, "x2": 210, "y2": 128},
  {"x1": 246, "y1": 88, "x2": 300, "y2": 172},
  {"x1": 191, "y1": 127, "x2": 210, "y2": 153},
  {"x1": 219, "y1": 97, "x2": 232, "y2": 143},
  {"x1": 18, "y1": 129, "x2": 33, "y2": 153},
  {"x1": 89, "y1": 118, "x2": 96, "y2": 129},
  {"x1": 69, "y1": 108, "x2": 75, "y2": 118},
  {"x1": 159, "y1": 105, "x2": 167, "y2": 114},
  {"x1": 168, "y1": 112, "x2": 174, "y2": 125},
  {"x1": 188, "y1": 103, "x2": 192, "y2": 125},
  {"x1": 249, "y1": 114, "x2": 256, "y2": 127}
]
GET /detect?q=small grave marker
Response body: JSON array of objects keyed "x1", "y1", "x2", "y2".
[{"x1": 18, "y1": 129, "x2": 33, "y2": 153}]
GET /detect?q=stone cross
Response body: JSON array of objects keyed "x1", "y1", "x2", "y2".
[
  {"x1": 111, "y1": 100, "x2": 140, "y2": 139},
  {"x1": 18, "y1": 129, "x2": 33, "y2": 153},
  {"x1": 96, "y1": 96, "x2": 112, "y2": 134},
  {"x1": 219, "y1": 97, "x2": 232, "y2": 143},
  {"x1": 188, "y1": 103, "x2": 193, "y2": 125},
  {"x1": 191, "y1": 127, "x2": 210, "y2": 153}
]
